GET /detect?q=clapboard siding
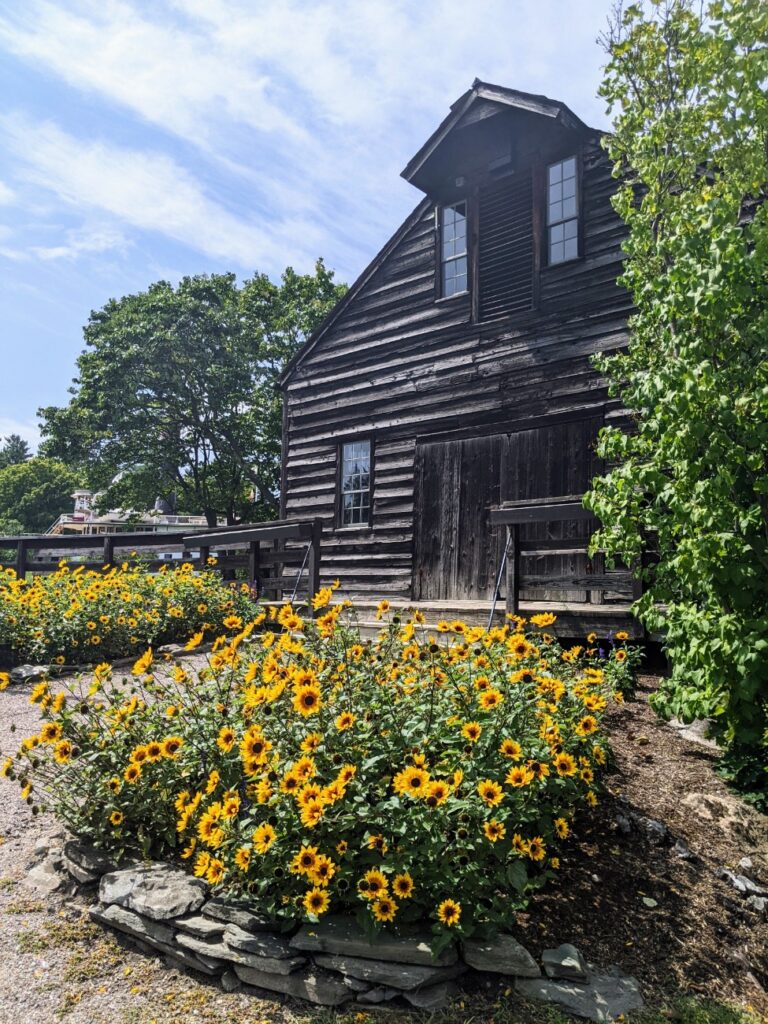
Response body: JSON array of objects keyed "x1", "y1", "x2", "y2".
[{"x1": 282, "y1": 127, "x2": 631, "y2": 598}]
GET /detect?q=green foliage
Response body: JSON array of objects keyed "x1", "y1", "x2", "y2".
[
  {"x1": 0, "y1": 433, "x2": 31, "y2": 470},
  {"x1": 4, "y1": 603, "x2": 635, "y2": 943},
  {"x1": 586, "y1": 0, "x2": 768, "y2": 802},
  {"x1": 39, "y1": 263, "x2": 346, "y2": 526},
  {"x1": 0, "y1": 457, "x2": 80, "y2": 534}
]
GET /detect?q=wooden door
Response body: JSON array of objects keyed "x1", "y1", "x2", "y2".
[
  {"x1": 502, "y1": 417, "x2": 603, "y2": 602},
  {"x1": 412, "y1": 435, "x2": 504, "y2": 601}
]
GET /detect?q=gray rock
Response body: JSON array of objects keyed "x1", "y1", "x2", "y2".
[
  {"x1": 234, "y1": 963, "x2": 353, "y2": 1006},
  {"x1": 174, "y1": 914, "x2": 226, "y2": 939},
  {"x1": 161, "y1": 946, "x2": 226, "y2": 977},
  {"x1": 615, "y1": 814, "x2": 633, "y2": 835},
  {"x1": 746, "y1": 895, "x2": 767, "y2": 916},
  {"x1": 343, "y1": 975, "x2": 372, "y2": 993},
  {"x1": 314, "y1": 952, "x2": 464, "y2": 991},
  {"x1": 405, "y1": 981, "x2": 460, "y2": 1010},
  {"x1": 462, "y1": 934, "x2": 540, "y2": 977},
  {"x1": 24, "y1": 851, "x2": 68, "y2": 893},
  {"x1": 516, "y1": 966, "x2": 644, "y2": 1021},
  {"x1": 10, "y1": 664, "x2": 49, "y2": 684},
  {"x1": 90, "y1": 902, "x2": 176, "y2": 946},
  {"x1": 290, "y1": 915, "x2": 457, "y2": 966},
  {"x1": 176, "y1": 931, "x2": 306, "y2": 975},
  {"x1": 223, "y1": 923, "x2": 295, "y2": 959},
  {"x1": 221, "y1": 969, "x2": 242, "y2": 992},
  {"x1": 63, "y1": 855, "x2": 100, "y2": 885},
  {"x1": 357, "y1": 986, "x2": 399, "y2": 1004},
  {"x1": 63, "y1": 841, "x2": 116, "y2": 877},
  {"x1": 543, "y1": 943, "x2": 589, "y2": 982},
  {"x1": 668, "y1": 718, "x2": 718, "y2": 749},
  {"x1": 716, "y1": 867, "x2": 766, "y2": 897},
  {"x1": 99, "y1": 863, "x2": 207, "y2": 920},
  {"x1": 673, "y1": 839, "x2": 694, "y2": 860},
  {"x1": 201, "y1": 897, "x2": 281, "y2": 932},
  {"x1": 629, "y1": 813, "x2": 668, "y2": 845}
]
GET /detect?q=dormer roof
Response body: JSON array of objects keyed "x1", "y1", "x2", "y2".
[{"x1": 401, "y1": 79, "x2": 599, "y2": 195}]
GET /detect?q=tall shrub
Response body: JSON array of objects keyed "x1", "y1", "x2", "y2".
[{"x1": 586, "y1": 0, "x2": 768, "y2": 799}]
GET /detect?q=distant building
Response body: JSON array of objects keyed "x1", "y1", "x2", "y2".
[{"x1": 47, "y1": 489, "x2": 215, "y2": 536}]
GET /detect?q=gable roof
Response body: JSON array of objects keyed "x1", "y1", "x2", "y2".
[
  {"x1": 280, "y1": 80, "x2": 600, "y2": 387},
  {"x1": 401, "y1": 79, "x2": 598, "y2": 187}
]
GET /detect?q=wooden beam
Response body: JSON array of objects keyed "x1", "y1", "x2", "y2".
[{"x1": 491, "y1": 502, "x2": 593, "y2": 525}]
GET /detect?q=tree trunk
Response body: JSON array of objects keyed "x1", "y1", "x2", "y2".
[{"x1": 204, "y1": 508, "x2": 217, "y2": 528}]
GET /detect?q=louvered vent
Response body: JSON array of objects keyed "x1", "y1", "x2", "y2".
[{"x1": 478, "y1": 174, "x2": 534, "y2": 321}]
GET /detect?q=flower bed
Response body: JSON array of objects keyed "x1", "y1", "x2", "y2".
[
  {"x1": 2, "y1": 595, "x2": 638, "y2": 953},
  {"x1": 0, "y1": 560, "x2": 256, "y2": 665}
]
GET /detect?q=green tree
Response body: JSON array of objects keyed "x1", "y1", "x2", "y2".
[
  {"x1": 39, "y1": 263, "x2": 345, "y2": 526},
  {"x1": 586, "y1": 0, "x2": 768, "y2": 799},
  {"x1": 0, "y1": 457, "x2": 80, "y2": 534},
  {"x1": 0, "y1": 433, "x2": 31, "y2": 470}
]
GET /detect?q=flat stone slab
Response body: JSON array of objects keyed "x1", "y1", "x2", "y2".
[
  {"x1": 201, "y1": 897, "x2": 283, "y2": 932},
  {"x1": 290, "y1": 915, "x2": 457, "y2": 966},
  {"x1": 64, "y1": 840, "x2": 117, "y2": 877},
  {"x1": 223, "y1": 923, "x2": 296, "y2": 959},
  {"x1": 314, "y1": 952, "x2": 464, "y2": 991},
  {"x1": 174, "y1": 914, "x2": 226, "y2": 939},
  {"x1": 405, "y1": 980, "x2": 460, "y2": 1010},
  {"x1": 99, "y1": 864, "x2": 207, "y2": 921},
  {"x1": 543, "y1": 943, "x2": 589, "y2": 981},
  {"x1": 90, "y1": 902, "x2": 176, "y2": 947},
  {"x1": 235, "y1": 963, "x2": 353, "y2": 1006},
  {"x1": 516, "y1": 967, "x2": 644, "y2": 1021},
  {"x1": 176, "y1": 931, "x2": 306, "y2": 975},
  {"x1": 462, "y1": 934, "x2": 540, "y2": 977}
]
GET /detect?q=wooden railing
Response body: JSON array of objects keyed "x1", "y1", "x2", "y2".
[
  {"x1": 490, "y1": 496, "x2": 636, "y2": 614},
  {"x1": 0, "y1": 518, "x2": 322, "y2": 609}
]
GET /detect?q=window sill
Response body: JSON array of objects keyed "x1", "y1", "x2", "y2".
[
  {"x1": 335, "y1": 523, "x2": 373, "y2": 533},
  {"x1": 435, "y1": 291, "x2": 470, "y2": 305},
  {"x1": 540, "y1": 255, "x2": 585, "y2": 271}
]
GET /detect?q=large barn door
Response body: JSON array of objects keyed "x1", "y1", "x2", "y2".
[
  {"x1": 412, "y1": 435, "x2": 504, "y2": 601},
  {"x1": 502, "y1": 417, "x2": 603, "y2": 603}
]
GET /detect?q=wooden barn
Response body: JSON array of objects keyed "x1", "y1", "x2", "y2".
[{"x1": 279, "y1": 80, "x2": 637, "y2": 635}]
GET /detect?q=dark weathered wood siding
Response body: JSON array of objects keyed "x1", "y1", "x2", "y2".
[{"x1": 282, "y1": 137, "x2": 631, "y2": 598}]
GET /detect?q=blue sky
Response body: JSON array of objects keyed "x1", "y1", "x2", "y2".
[{"x1": 0, "y1": 0, "x2": 613, "y2": 449}]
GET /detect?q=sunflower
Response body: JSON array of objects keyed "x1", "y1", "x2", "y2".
[
  {"x1": 461, "y1": 721, "x2": 482, "y2": 743},
  {"x1": 162, "y1": 736, "x2": 183, "y2": 759},
  {"x1": 123, "y1": 762, "x2": 141, "y2": 783},
  {"x1": 511, "y1": 833, "x2": 530, "y2": 856},
  {"x1": 392, "y1": 872, "x2": 414, "y2": 899},
  {"x1": 193, "y1": 851, "x2": 210, "y2": 878},
  {"x1": 527, "y1": 836, "x2": 547, "y2": 861},
  {"x1": 292, "y1": 684, "x2": 322, "y2": 717},
  {"x1": 554, "y1": 817, "x2": 569, "y2": 839},
  {"x1": 217, "y1": 727, "x2": 236, "y2": 752},
  {"x1": 145, "y1": 741, "x2": 163, "y2": 762},
  {"x1": 477, "y1": 779, "x2": 504, "y2": 807},
  {"x1": 240, "y1": 731, "x2": 272, "y2": 765},
  {"x1": 310, "y1": 854, "x2": 336, "y2": 887},
  {"x1": 393, "y1": 765, "x2": 430, "y2": 799},
  {"x1": 130, "y1": 745, "x2": 148, "y2": 764},
  {"x1": 359, "y1": 868, "x2": 388, "y2": 899},
  {"x1": 38, "y1": 722, "x2": 61, "y2": 744},
  {"x1": 505, "y1": 765, "x2": 534, "y2": 788},
  {"x1": 372, "y1": 895, "x2": 398, "y2": 922},
  {"x1": 483, "y1": 819, "x2": 506, "y2": 843},
  {"x1": 107, "y1": 776, "x2": 121, "y2": 794},
  {"x1": 303, "y1": 887, "x2": 330, "y2": 917},
  {"x1": 367, "y1": 834, "x2": 389, "y2": 854},
  {"x1": 479, "y1": 688, "x2": 503, "y2": 710},
  {"x1": 206, "y1": 858, "x2": 225, "y2": 884},
  {"x1": 109, "y1": 810, "x2": 124, "y2": 827},
  {"x1": 575, "y1": 715, "x2": 598, "y2": 737},
  {"x1": 499, "y1": 738, "x2": 523, "y2": 760},
  {"x1": 253, "y1": 822, "x2": 277, "y2": 854},
  {"x1": 437, "y1": 899, "x2": 461, "y2": 927},
  {"x1": 553, "y1": 752, "x2": 577, "y2": 777},
  {"x1": 234, "y1": 846, "x2": 251, "y2": 872},
  {"x1": 301, "y1": 732, "x2": 322, "y2": 753},
  {"x1": 300, "y1": 799, "x2": 325, "y2": 828},
  {"x1": 615, "y1": 649, "x2": 627, "y2": 662},
  {"x1": 290, "y1": 845, "x2": 319, "y2": 876},
  {"x1": 615, "y1": 631, "x2": 629, "y2": 641},
  {"x1": 425, "y1": 780, "x2": 450, "y2": 807},
  {"x1": 335, "y1": 711, "x2": 356, "y2": 731}
]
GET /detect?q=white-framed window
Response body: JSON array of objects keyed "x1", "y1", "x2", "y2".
[
  {"x1": 547, "y1": 156, "x2": 579, "y2": 264},
  {"x1": 440, "y1": 201, "x2": 468, "y2": 296},
  {"x1": 339, "y1": 440, "x2": 371, "y2": 526}
]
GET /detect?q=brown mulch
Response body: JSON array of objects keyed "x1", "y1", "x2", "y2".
[{"x1": 514, "y1": 675, "x2": 768, "y2": 1012}]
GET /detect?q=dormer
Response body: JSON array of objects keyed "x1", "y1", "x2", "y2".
[{"x1": 402, "y1": 80, "x2": 601, "y2": 321}]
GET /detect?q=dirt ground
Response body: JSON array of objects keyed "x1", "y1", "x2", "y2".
[{"x1": 0, "y1": 669, "x2": 765, "y2": 1024}]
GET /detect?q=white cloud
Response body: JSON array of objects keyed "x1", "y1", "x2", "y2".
[
  {"x1": 30, "y1": 224, "x2": 129, "y2": 261},
  {"x1": 0, "y1": 180, "x2": 14, "y2": 204},
  {"x1": 0, "y1": 114, "x2": 327, "y2": 269}
]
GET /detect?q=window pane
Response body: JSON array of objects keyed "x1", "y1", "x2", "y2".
[
  {"x1": 564, "y1": 218, "x2": 578, "y2": 240},
  {"x1": 550, "y1": 222, "x2": 564, "y2": 243},
  {"x1": 341, "y1": 440, "x2": 371, "y2": 525},
  {"x1": 549, "y1": 181, "x2": 562, "y2": 203},
  {"x1": 550, "y1": 240, "x2": 565, "y2": 264},
  {"x1": 563, "y1": 236, "x2": 578, "y2": 261},
  {"x1": 562, "y1": 157, "x2": 576, "y2": 180},
  {"x1": 548, "y1": 200, "x2": 562, "y2": 224},
  {"x1": 548, "y1": 163, "x2": 562, "y2": 185},
  {"x1": 562, "y1": 195, "x2": 577, "y2": 220}
]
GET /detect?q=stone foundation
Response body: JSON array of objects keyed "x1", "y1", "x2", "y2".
[{"x1": 36, "y1": 841, "x2": 644, "y2": 1018}]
